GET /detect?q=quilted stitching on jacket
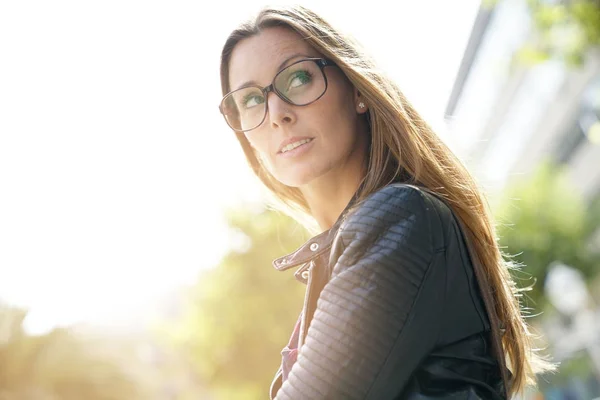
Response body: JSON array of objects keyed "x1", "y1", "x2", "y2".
[{"x1": 275, "y1": 186, "x2": 445, "y2": 399}]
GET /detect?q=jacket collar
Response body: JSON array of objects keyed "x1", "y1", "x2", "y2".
[{"x1": 272, "y1": 182, "x2": 364, "y2": 273}]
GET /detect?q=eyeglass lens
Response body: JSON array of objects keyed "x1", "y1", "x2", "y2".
[{"x1": 221, "y1": 60, "x2": 326, "y2": 131}]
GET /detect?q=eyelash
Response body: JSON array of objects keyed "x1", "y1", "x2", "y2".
[{"x1": 289, "y1": 70, "x2": 313, "y2": 84}]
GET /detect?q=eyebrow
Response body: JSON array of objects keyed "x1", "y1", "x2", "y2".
[{"x1": 232, "y1": 53, "x2": 312, "y2": 91}]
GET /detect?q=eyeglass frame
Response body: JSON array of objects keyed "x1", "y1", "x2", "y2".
[{"x1": 219, "y1": 57, "x2": 337, "y2": 133}]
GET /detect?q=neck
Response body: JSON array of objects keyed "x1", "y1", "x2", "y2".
[
  {"x1": 301, "y1": 158, "x2": 367, "y2": 232},
  {"x1": 300, "y1": 120, "x2": 371, "y2": 231}
]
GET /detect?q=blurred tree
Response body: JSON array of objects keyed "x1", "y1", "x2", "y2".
[
  {"x1": 519, "y1": 0, "x2": 600, "y2": 67},
  {"x1": 166, "y1": 206, "x2": 309, "y2": 400},
  {"x1": 494, "y1": 161, "x2": 600, "y2": 313},
  {"x1": 484, "y1": 0, "x2": 600, "y2": 67},
  {"x1": 0, "y1": 304, "x2": 146, "y2": 399}
]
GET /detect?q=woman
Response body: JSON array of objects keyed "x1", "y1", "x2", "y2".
[{"x1": 218, "y1": 5, "x2": 554, "y2": 399}]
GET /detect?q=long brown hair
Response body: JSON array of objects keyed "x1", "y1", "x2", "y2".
[{"x1": 219, "y1": 5, "x2": 555, "y2": 397}]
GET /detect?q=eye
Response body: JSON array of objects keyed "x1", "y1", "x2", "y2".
[
  {"x1": 242, "y1": 93, "x2": 265, "y2": 109},
  {"x1": 288, "y1": 70, "x2": 313, "y2": 89}
]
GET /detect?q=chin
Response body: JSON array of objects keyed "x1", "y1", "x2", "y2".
[
  {"x1": 276, "y1": 176, "x2": 313, "y2": 188},
  {"x1": 273, "y1": 169, "x2": 319, "y2": 188}
]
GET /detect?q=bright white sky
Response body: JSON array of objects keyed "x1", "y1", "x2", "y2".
[{"x1": 0, "y1": 0, "x2": 480, "y2": 333}]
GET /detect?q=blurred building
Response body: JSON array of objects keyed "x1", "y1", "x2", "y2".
[
  {"x1": 445, "y1": 1, "x2": 600, "y2": 398},
  {"x1": 445, "y1": 0, "x2": 600, "y2": 203}
]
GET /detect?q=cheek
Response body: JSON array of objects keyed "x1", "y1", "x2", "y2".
[
  {"x1": 318, "y1": 98, "x2": 358, "y2": 138},
  {"x1": 320, "y1": 82, "x2": 357, "y2": 127},
  {"x1": 245, "y1": 132, "x2": 267, "y2": 153},
  {"x1": 245, "y1": 132, "x2": 274, "y2": 167}
]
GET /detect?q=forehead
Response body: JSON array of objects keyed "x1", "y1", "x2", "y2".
[{"x1": 228, "y1": 26, "x2": 321, "y2": 90}]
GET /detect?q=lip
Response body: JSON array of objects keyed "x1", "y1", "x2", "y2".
[
  {"x1": 277, "y1": 136, "x2": 315, "y2": 154},
  {"x1": 278, "y1": 137, "x2": 315, "y2": 159}
]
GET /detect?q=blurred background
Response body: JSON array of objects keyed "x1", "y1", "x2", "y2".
[{"x1": 0, "y1": 0, "x2": 599, "y2": 398}]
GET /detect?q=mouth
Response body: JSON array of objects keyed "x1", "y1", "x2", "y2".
[{"x1": 278, "y1": 137, "x2": 315, "y2": 155}]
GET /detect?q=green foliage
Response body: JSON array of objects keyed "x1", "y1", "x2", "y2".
[
  {"x1": 1, "y1": 205, "x2": 314, "y2": 400},
  {"x1": 537, "y1": 349, "x2": 597, "y2": 391},
  {"x1": 0, "y1": 305, "x2": 145, "y2": 399},
  {"x1": 167, "y1": 206, "x2": 309, "y2": 400},
  {"x1": 495, "y1": 161, "x2": 600, "y2": 312},
  {"x1": 485, "y1": 0, "x2": 600, "y2": 68},
  {"x1": 527, "y1": 0, "x2": 600, "y2": 66}
]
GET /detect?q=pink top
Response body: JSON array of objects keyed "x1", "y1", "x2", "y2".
[{"x1": 280, "y1": 313, "x2": 302, "y2": 382}]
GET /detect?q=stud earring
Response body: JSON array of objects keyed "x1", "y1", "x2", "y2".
[{"x1": 359, "y1": 102, "x2": 365, "y2": 109}]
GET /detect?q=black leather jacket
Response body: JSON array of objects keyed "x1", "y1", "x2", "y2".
[{"x1": 269, "y1": 184, "x2": 509, "y2": 399}]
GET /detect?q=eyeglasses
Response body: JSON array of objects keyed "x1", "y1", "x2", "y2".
[{"x1": 219, "y1": 58, "x2": 336, "y2": 132}]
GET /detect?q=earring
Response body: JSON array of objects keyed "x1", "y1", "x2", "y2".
[{"x1": 359, "y1": 102, "x2": 365, "y2": 109}]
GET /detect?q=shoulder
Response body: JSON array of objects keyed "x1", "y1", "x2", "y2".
[
  {"x1": 342, "y1": 184, "x2": 447, "y2": 240},
  {"x1": 348, "y1": 184, "x2": 433, "y2": 220},
  {"x1": 336, "y1": 184, "x2": 449, "y2": 264}
]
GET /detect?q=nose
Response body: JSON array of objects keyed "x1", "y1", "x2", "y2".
[{"x1": 266, "y1": 91, "x2": 296, "y2": 128}]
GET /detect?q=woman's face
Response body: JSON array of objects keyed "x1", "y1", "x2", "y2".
[{"x1": 227, "y1": 26, "x2": 369, "y2": 188}]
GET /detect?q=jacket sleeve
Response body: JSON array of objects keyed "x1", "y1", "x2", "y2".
[{"x1": 274, "y1": 186, "x2": 448, "y2": 400}]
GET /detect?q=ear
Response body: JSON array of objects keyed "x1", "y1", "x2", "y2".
[{"x1": 354, "y1": 87, "x2": 368, "y2": 114}]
